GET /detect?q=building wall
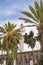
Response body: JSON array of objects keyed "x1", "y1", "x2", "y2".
[
  {"x1": 0, "y1": 51, "x2": 43, "y2": 65},
  {"x1": 16, "y1": 51, "x2": 41, "y2": 65}
]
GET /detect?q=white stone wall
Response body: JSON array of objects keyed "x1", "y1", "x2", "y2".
[
  {"x1": 19, "y1": 36, "x2": 24, "y2": 52},
  {"x1": 13, "y1": 60, "x2": 16, "y2": 65},
  {"x1": 4, "y1": 60, "x2": 6, "y2": 65}
]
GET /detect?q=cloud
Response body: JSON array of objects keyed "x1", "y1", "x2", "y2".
[
  {"x1": 0, "y1": 4, "x2": 18, "y2": 16},
  {"x1": 3, "y1": 9, "x2": 16, "y2": 16},
  {"x1": 0, "y1": 1, "x2": 31, "y2": 23},
  {"x1": 0, "y1": 2, "x2": 30, "y2": 17}
]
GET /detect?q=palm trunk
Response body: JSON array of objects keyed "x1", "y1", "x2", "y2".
[
  {"x1": 1, "y1": 49, "x2": 3, "y2": 65},
  {"x1": 37, "y1": 27, "x2": 43, "y2": 51},
  {"x1": 13, "y1": 51, "x2": 17, "y2": 65},
  {"x1": 20, "y1": 52, "x2": 22, "y2": 65},
  {"x1": 6, "y1": 50, "x2": 9, "y2": 65},
  {"x1": 37, "y1": 27, "x2": 43, "y2": 65},
  {"x1": 40, "y1": 33, "x2": 43, "y2": 52},
  {"x1": 39, "y1": 33, "x2": 43, "y2": 65},
  {"x1": 15, "y1": 51, "x2": 17, "y2": 65},
  {"x1": 4, "y1": 51, "x2": 6, "y2": 65},
  {"x1": 29, "y1": 53, "x2": 30, "y2": 65},
  {"x1": 32, "y1": 49, "x2": 34, "y2": 65}
]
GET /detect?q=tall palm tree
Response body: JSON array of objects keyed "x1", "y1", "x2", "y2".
[
  {"x1": 24, "y1": 31, "x2": 36, "y2": 65},
  {"x1": 19, "y1": 0, "x2": 43, "y2": 52},
  {"x1": 35, "y1": 33, "x2": 43, "y2": 65},
  {"x1": 0, "y1": 22, "x2": 21, "y2": 65}
]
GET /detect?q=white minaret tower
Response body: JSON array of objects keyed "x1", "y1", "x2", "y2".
[{"x1": 19, "y1": 23, "x2": 25, "y2": 52}]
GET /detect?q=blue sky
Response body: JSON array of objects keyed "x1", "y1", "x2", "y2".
[
  {"x1": 0, "y1": 0, "x2": 40, "y2": 51},
  {"x1": 0, "y1": 0, "x2": 40, "y2": 25}
]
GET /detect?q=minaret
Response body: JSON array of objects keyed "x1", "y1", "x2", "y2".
[{"x1": 19, "y1": 23, "x2": 25, "y2": 52}]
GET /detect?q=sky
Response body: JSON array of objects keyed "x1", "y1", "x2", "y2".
[
  {"x1": 0, "y1": 0, "x2": 40, "y2": 25},
  {"x1": 0, "y1": 0, "x2": 41, "y2": 52}
]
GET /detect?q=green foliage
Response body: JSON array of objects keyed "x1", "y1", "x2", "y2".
[
  {"x1": 19, "y1": 0, "x2": 43, "y2": 25},
  {"x1": 29, "y1": 5, "x2": 38, "y2": 19},
  {"x1": 24, "y1": 31, "x2": 36, "y2": 49},
  {"x1": 21, "y1": 11, "x2": 38, "y2": 22},
  {"x1": 0, "y1": 22, "x2": 22, "y2": 65},
  {"x1": 39, "y1": 55, "x2": 43, "y2": 65},
  {"x1": 7, "y1": 58, "x2": 13, "y2": 65},
  {"x1": 36, "y1": 33, "x2": 41, "y2": 43},
  {"x1": 0, "y1": 22, "x2": 21, "y2": 50},
  {"x1": 34, "y1": 63, "x2": 40, "y2": 65}
]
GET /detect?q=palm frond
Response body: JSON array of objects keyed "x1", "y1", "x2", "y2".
[
  {"x1": 14, "y1": 29, "x2": 21, "y2": 32},
  {"x1": 25, "y1": 25, "x2": 36, "y2": 27},
  {"x1": 19, "y1": 18, "x2": 37, "y2": 24},
  {"x1": 4, "y1": 23, "x2": 8, "y2": 32},
  {"x1": 8, "y1": 22, "x2": 13, "y2": 31},
  {"x1": 13, "y1": 32, "x2": 22, "y2": 39},
  {"x1": 4, "y1": 22, "x2": 17, "y2": 32},
  {"x1": 40, "y1": 0, "x2": 42, "y2": 7},
  {"x1": 40, "y1": 0, "x2": 43, "y2": 15},
  {"x1": 21, "y1": 11, "x2": 38, "y2": 22},
  {"x1": 12, "y1": 24, "x2": 17, "y2": 29},
  {"x1": 34, "y1": 1, "x2": 41, "y2": 19},
  {"x1": 29, "y1": 5, "x2": 38, "y2": 19},
  {"x1": 0, "y1": 27, "x2": 6, "y2": 33},
  {"x1": 2, "y1": 36, "x2": 7, "y2": 50}
]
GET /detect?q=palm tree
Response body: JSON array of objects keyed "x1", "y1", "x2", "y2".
[
  {"x1": 24, "y1": 31, "x2": 36, "y2": 65},
  {"x1": 0, "y1": 22, "x2": 21, "y2": 65},
  {"x1": 35, "y1": 33, "x2": 43, "y2": 65},
  {"x1": 19, "y1": 0, "x2": 43, "y2": 52},
  {"x1": 0, "y1": 40, "x2": 3, "y2": 65}
]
